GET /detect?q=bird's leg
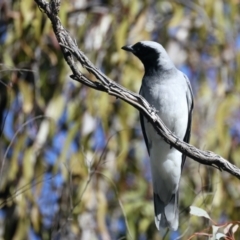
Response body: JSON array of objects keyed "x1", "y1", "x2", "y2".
[
  {"x1": 147, "y1": 106, "x2": 158, "y2": 123},
  {"x1": 150, "y1": 105, "x2": 158, "y2": 114}
]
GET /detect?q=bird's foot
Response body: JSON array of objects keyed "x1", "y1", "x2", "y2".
[
  {"x1": 150, "y1": 106, "x2": 158, "y2": 114},
  {"x1": 170, "y1": 137, "x2": 179, "y2": 149}
]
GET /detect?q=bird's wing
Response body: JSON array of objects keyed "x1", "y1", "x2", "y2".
[
  {"x1": 181, "y1": 74, "x2": 194, "y2": 170},
  {"x1": 139, "y1": 86, "x2": 150, "y2": 155}
]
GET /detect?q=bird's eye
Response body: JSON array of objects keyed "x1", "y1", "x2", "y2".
[{"x1": 133, "y1": 45, "x2": 140, "y2": 52}]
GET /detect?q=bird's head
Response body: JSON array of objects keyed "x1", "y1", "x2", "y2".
[{"x1": 122, "y1": 41, "x2": 174, "y2": 72}]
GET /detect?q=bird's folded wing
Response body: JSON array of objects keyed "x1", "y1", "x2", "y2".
[
  {"x1": 181, "y1": 74, "x2": 194, "y2": 170},
  {"x1": 139, "y1": 86, "x2": 150, "y2": 156}
]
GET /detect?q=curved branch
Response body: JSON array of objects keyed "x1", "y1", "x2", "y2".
[{"x1": 33, "y1": 0, "x2": 240, "y2": 179}]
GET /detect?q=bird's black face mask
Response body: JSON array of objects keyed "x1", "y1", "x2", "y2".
[{"x1": 122, "y1": 42, "x2": 160, "y2": 68}]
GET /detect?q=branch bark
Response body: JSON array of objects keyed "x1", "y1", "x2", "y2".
[{"x1": 34, "y1": 0, "x2": 240, "y2": 179}]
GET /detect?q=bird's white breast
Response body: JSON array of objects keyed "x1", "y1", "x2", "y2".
[{"x1": 141, "y1": 73, "x2": 189, "y2": 202}]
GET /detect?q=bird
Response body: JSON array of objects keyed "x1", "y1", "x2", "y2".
[{"x1": 122, "y1": 41, "x2": 194, "y2": 231}]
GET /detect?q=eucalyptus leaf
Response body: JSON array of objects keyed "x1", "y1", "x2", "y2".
[{"x1": 189, "y1": 206, "x2": 211, "y2": 219}]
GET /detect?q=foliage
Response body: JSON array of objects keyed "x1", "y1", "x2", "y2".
[
  {"x1": 0, "y1": 0, "x2": 240, "y2": 239},
  {"x1": 189, "y1": 206, "x2": 239, "y2": 240}
]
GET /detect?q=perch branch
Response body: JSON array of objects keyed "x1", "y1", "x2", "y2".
[{"x1": 33, "y1": 0, "x2": 240, "y2": 179}]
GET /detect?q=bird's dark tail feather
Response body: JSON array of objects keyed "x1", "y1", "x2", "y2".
[{"x1": 154, "y1": 192, "x2": 179, "y2": 231}]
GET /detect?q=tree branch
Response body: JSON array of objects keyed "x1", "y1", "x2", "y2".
[{"x1": 33, "y1": 0, "x2": 240, "y2": 179}]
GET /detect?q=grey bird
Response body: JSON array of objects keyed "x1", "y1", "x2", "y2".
[{"x1": 122, "y1": 41, "x2": 194, "y2": 231}]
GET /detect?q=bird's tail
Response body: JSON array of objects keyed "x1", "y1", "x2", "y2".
[{"x1": 154, "y1": 192, "x2": 179, "y2": 231}]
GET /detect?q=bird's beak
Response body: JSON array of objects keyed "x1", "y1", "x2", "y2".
[{"x1": 121, "y1": 45, "x2": 134, "y2": 53}]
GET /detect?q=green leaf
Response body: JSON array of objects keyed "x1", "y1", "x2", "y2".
[
  {"x1": 189, "y1": 206, "x2": 211, "y2": 219},
  {"x1": 215, "y1": 233, "x2": 226, "y2": 240},
  {"x1": 210, "y1": 225, "x2": 220, "y2": 240}
]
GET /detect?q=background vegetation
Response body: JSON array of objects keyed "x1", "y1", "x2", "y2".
[{"x1": 1, "y1": 0, "x2": 240, "y2": 239}]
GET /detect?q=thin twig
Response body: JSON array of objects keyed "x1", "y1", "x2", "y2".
[{"x1": 0, "y1": 115, "x2": 51, "y2": 183}]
